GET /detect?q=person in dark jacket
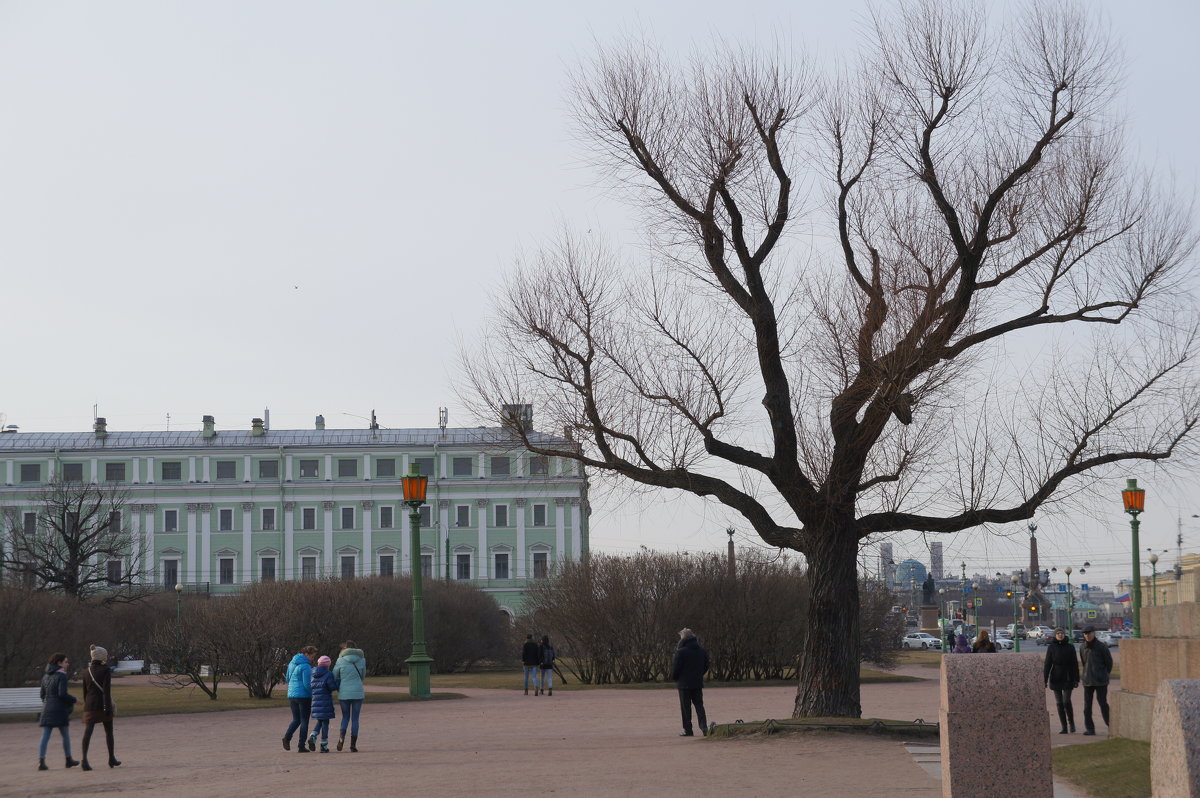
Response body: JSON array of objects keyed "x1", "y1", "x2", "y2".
[
  {"x1": 1043, "y1": 628, "x2": 1079, "y2": 734},
  {"x1": 282, "y1": 645, "x2": 317, "y2": 752},
  {"x1": 308, "y1": 655, "x2": 339, "y2": 753},
  {"x1": 37, "y1": 652, "x2": 79, "y2": 771},
  {"x1": 670, "y1": 627, "x2": 710, "y2": 737},
  {"x1": 537, "y1": 636, "x2": 556, "y2": 696},
  {"x1": 1079, "y1": 626, "x2": 1113, "y2": 735},
  {"x1": 80, "y1": 644, "x2": 120, "y2": 770},
  {"x1": 521, "y1": 634, "x2": 541, "y2": 696}
]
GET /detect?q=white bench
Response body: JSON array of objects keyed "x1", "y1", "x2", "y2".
[
  {"x1": 112, "y1": 660, "x2": 144, "y2": 675},
  {"x1": 0, "y1": 687, "x2": 43, "y2": 715}
]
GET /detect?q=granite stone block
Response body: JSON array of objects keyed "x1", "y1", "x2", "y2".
[
  {"x1": 941, "y1": 653, "x2": 1052, "y2": 797},
  {"x1": 1151, "y1": 680, "x2": 1200, "y2": 797},
  {"x1": 1112, "y1": 689, "x2": 1155, "y2": 742}
]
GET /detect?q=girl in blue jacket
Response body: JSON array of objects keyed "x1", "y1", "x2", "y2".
[
  {"x1": 308, "y1": 656, "x2": 339, "y2": 753},
  {"x1": 282, "y1": 646, "x2": 317, "y2": 752}
]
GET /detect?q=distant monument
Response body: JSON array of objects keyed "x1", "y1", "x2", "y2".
[{"x1": 922, "y1": 573, "x2": 936, "y2": 605}]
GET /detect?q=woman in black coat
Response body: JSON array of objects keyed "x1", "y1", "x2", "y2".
[
  {"x1": 81, "y1": 644, "x2": 120, "y2": 770},
  {"x1": 1043, "y1": 628, "x2": 1080, "y2": 734},
  {"x1": 37, "y1": 652, "x2": 79, "y2": 771}
]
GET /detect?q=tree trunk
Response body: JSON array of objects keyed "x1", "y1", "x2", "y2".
[{"x1": 793, "y1": 528, "x2": 861, "y2": 718}]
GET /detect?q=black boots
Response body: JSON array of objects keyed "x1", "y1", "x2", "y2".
[
  {"x1": 82, "y1": 760, "x2": 93, "y2": 770},
  {"x1": 65, "y1": 757, "x2": 80, "y2": 768},
  {"x1": 548, "y1": 688, "x2": 553, "y2": 696},
  {"x1": 37, "y1": 759, "x2": 47, "y2": 771},
  {"x1": 350, "y1": 735, "x2": 358, "y2": 752},
  {"x1": 337, "y1": 731, "x2": 345, "y2": 752},
  {"x1": 282, "y1": 736, "x2": 291, "y2": 751},
  {"x1": 109, "y1": 757, "x2": 122, "y2": 768}
]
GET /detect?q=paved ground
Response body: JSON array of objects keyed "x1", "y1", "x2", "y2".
[{"x1": 0, "y1": 658, "x2": 1113, "y2": 797}]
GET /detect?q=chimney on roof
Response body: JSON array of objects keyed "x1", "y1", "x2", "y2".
[
  {"x1": 202, "y1": 415, "x2": 216, "y2": 439},
  {"x1": 315, "y1": 414, "x2": 325, "y2": 431},
  {"x1": 93, "y1": 417, "x2": 108, "y2": 438},
  {"x1": 251, "y1": 417, "x2": 265, "y2": 437},
  {"x1": 500, "y1": 404, "x2": 533, "y2": 434}
]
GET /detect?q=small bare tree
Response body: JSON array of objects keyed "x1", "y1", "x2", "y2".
[
  {"x1": 2, "y1": 479, "x2": 147, "y2": 603},
  {"x1": 464, "y1": 2, "x2": 1200, "y2": 717}
]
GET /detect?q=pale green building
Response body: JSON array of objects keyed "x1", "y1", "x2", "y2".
[{"x1": 0, "y1": 413, "x2": 588, "y2": 615}]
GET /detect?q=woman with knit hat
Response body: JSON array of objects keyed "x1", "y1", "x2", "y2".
[{"x1": 81, "y1": 644, "x2": 120, "y2": 770}]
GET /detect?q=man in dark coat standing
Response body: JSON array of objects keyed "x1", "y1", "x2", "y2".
[
  {"x1": 1079, "y1": 625, "x2": 1113, "y2": 736},
  {"x1": 671, "y1": 627, "x2": 710, "y2": 737},
  {"x1": 521, "y1": 634, "x2": 541, "y2": 696}
]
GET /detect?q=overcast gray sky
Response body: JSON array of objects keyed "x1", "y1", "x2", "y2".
[{"x1": 1, "y1": 1, "x2": 1197, "y2": 590}]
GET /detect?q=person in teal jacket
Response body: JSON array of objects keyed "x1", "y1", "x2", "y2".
[
  {"x1": 282, "y1": 645, "x2": 317, "y2": 753},
  {"x1": 333, "y1": 641, "x2": 366, "y2": 752}
]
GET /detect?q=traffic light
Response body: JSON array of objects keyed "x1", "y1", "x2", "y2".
[
  {"x1": 1005, "y1": 590, "x2": 1013, "y2": 598},
  {"x1": 1030, "y1": 604, "x2": 1038, "y2": 614}
]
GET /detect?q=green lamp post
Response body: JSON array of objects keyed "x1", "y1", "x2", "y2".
[
  {"x1": 1011, "y1": 574, "x2": 1021, "y2": 652},
  {"x1": 402, "y1": 466, "x2": 434, "y2": 697},
  {"x1": 1122, "y1": 479, "x2": 1146, "y2": 638},
  {"x1": 1149, "y1": 552, "x2": 1159, "y2": 606},
  {"x1": 1063, "y1": 566, "x2": 1074, "y2": 631}
]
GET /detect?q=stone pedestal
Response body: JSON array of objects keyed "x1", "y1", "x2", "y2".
[
  {"x1": 920, "y1": 605, "x2": 940, "y2": 636},
  {"x1": 940, "y1": 653, "x2": 1051, "y2": 798},
  {"x1": 1151, "y1": 680, "x2": 1200, "y2": 797}
]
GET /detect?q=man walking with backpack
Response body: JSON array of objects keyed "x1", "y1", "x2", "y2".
[
  {"x1": 521, "y1": 634, "x2": 541, "y2": 696},
  {"x1": 671, "y1": 627, "x2": 709, "y2": 737}
]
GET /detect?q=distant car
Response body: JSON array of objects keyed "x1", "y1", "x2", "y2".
[
  {"x1": 1096, "y1": 631, "x2": 1120, "y2": 648},
  {"x1": 992, "y1": 632, "x2": 1016, "y2": 650},
  {"x1": 902, "y1": 632, "x2": 939, "y2": 649},
  {"x1": 1029, "y1": 626, "x2": 1054, "y2": 641},
  {"x1": 1005, "y1": 623, "x2": 1028, "y2": 640}
]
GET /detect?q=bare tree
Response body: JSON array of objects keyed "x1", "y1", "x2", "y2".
[
  {"x1": 2, "y1": 479, "x2": 147, "y2": 603},
  {"x1": 463, "y1": 2, "x2": 1200, "y2": 717}
]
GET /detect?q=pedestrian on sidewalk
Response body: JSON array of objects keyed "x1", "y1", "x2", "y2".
[
  {"x1": 80, "y1": 644, "x2": 121, "y2": 770},
  {"x1": 671, "y1": 627, "x2": 709, "y2": 737},
  {"x1": 282, "y1": 645, "x2": 317, "y2": 752},
  {"x1": 36, "y1": 652, "x2": 79, "y2": 771},
  {"x1": 537, "y1": 636, "x2": 556, "y2": 696},
  {"x1": 1043, "y1": 628, "x2": 1079, "y2": 734},
  {"x1": 971, "y1": 630, "x2": 996, "y2": 653},
  {"x1": 521, "y1": 634, "x2": 541, "y2": 696},
  {"x1": 333, "y1": 641, "x2": 366, "y2": 752},
  {"x1": 1079, "y1": 626, "x2": 1113, "y2": 736},
  {"x1": 309, "y1": 655, "x2": 339, "y2": 753}
]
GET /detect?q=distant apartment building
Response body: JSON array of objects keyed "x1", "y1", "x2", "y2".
[{"x1": 0, "y1": 412, "x2": 588, "y2": 615}]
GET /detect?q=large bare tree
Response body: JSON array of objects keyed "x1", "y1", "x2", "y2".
[
  {"x1": 2, "y1": 479, "x2": 146, "y2": 603},
  {"x1": 462, "y1": 1, "x2": 1199, "y2": 717}
]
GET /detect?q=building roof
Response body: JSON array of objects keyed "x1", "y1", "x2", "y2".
[{"x1": 0, "y1": 427, "x2": 572, "y2": 453}]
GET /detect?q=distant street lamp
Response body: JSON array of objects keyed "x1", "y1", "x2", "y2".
[
  {"x1": 1121, "y1": 479, "x2": 1146, "y2": 638},
  {"x1": 972, "y1": 582, "x2": 979, "y2": 630},
  {"x1": 938, "y1": 588, "x2": 947, "y2": 650},
  {"x1": 1011, "y1": 575, "x2": 1022, "y2": 653},
  {"x1": 174, "y1": 582, "x2": 183, "y2": 626},
  {"x1": 402, "y1": 466, "x2": 434, "y2": 698},
  {"x1": 1149, "y1": 552, "x2": 1160, "y2": 606},
  {"x1": 1063, "y1": 566, "x2": 1074, "y2": 630}
]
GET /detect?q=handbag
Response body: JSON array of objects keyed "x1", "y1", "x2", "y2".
[{"x1": 87, "y1": 665, "x2": 116, "y2": 716}]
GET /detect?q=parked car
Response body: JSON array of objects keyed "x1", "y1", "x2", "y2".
[
  {"x1": 901, "y1": 632, "x2": 940, "y2": 650},
  {"x1": 990, "y1": 632, "x2": 1015, "y2": 650},
  {"x1": 1096, "y1": 631, "x2": 1120, "y2": 648},
  {"x1": 1004, "y1": 623, "x2": 1028, "y2": 640},
  {"x1": 1029, "y1": 625, "x2": 1054, "y2": 642}
]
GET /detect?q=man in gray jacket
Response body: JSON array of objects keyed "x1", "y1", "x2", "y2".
[{"x1": 1079, "y1": 626, "x2": 1113, "y2": 736}]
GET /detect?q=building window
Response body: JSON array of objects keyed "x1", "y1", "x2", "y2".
[
  {"x1": 23, "y1": 512, "x2": 37, "y2": 535},
  {"x1": 494, "y1": 552, "x2": 510, "y2": 580},
  {"x1": 215, "y1": 460, "x2": 236, "y2": 480},
  {"x1": 413, "y1": 456, "x2": 435, "y2": 477},
  {"x1": 529, "y1": 455, "x2": 549, "y2": 476},
  {"x1": 455, "y1": 505, "x2": 470, "y2": 527},
  {"x1": 341, "y1": 556, "x2": 356, "y2": 580},
  {"x1": 302, "y1": 508, "x2": 316, "y2": 530},
  {"x1": 262, "y1": 508, "x2": 276, "y2": 531},
  {"x1": 261, "y1": 557, "x2": 276, "y2": 582},
  {"x1": 62, "y1": 463, "x2": 83, "y2": 482},
  {"x1": 106, "y1": 560, "x2": 122, "y2": 585},
  {"x1": 452, "y1": 457, "x2": 473, "y2": 476},
  {"x1": 162, "y1": 559, "x2": 179, "y2": 589},
  {"x1": 341, "y1": 507, "x2": 355, "y2": 529},
  {"x1": 259, "y1": 460, "x2": 279, "y2": 479},
  {"x1": 421, "y1": 554, "x2": 433, "y2": 578},
  {"x1": 299, "y1": 459, "x2": 319, "y2": 479},
  {"x1": 301, "y1": 557, "x2": 317, "y2": 580},
  {"x1": 337, "y1": 459, "x2": 358, "y2": 478},
  {"x1": 418, "y1": 505, "x2": 431, "y2": 528},
  {"x1": 164, "y1": 509, "x2": 178, "y2": 532},
  {"x1": 108, "y1": 511, "x2": 122, "y2": 532},
  {"x1": 533, "y1": 552, "x2": 549, "y2": 579},
  {"x1": 490, "y1": 456, "x2": 510, "y2": 476},
  {"x1": 19, "y1": 463, "x2": 41, "y2": 483},
  {"x1": 495, "y1": 505, "x2": 509, "y2": 527},
  {"x1": 219, "y1": 508, "x2": 233, "y2": 531},
  {"x1": 104, "y1": 462, "x2": 126, "y2": 482},
  {"x1": 161, "y1": 461, "x2": 182, "y2": 481},
  {"x1": 375, "y1": 458, "x2": 396, "y2": 478},
  {"x1": 379, "y1": 506, "x2": 394, "y2": 529},
  {"x1": 219, "y1": 558, "x2": 234, "y2": 585},
  {"x1": 456, "y1": 554, "x2": 472, "y2": 580},
  {"x1": 379, "y1": 555, "x2": 394, "y2": 577},
  {"x1": 533, "y1": 504, "x2": 547, "y2": 526}
]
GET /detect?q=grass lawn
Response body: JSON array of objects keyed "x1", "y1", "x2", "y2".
[
  {"x1": 1053, "y1": 738, "x2": 1151, "y2": 798},
  {"x1": 0, "y1": 681, "x2": 462, "y2": 725},
  {"x1": 895, "y1": 650, "x2": 945, "y2": 668}
]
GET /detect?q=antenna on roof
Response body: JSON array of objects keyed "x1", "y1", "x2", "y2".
[
  {"x1": 93, "y1": 403, "x2": 98, "y2": 421},
  {"x1": 264, "y1": 407, "x2": 270, "y2": 431},
  {"x1": 438, "y1": 407, "x2": 448, "y2": 436},
  {"x1": 166, "y1": 412, "x2": 171, "y2": 431},
  {"x1": 370, "y1": 409, "x2": 379, "y2": 431}
]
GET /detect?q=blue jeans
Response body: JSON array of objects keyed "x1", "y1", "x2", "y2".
[
  {"x1": 523, "y1": 666, "x2": 540, "y2": 691},
  {"x1": 284, "y1": 697, "x2": 311, "y2": 744},
  {"x1": 39, "y1": 725, "x2": 71, "y2": 759},
  {"x1": 314, "y1": 718, "x2": 330, "y2": 743},
  {"x1": 540, "y1": 668, "x2": 554, "y2": 690},
  {"x1": 338, "y1": 700, "x2": 362, "y2": 735}
]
